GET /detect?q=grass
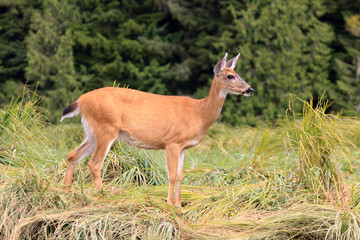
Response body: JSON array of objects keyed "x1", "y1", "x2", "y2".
[{"x1": 1, "y1": 91, "x2": 360, "y2": 239}]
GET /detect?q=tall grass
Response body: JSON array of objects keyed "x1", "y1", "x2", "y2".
[
  {"x1": 1, "y1": 92, "x2": 360, "y2": 239},
  {"x1": 288, "y1": 97, "x2": 357, "y2": 203}
]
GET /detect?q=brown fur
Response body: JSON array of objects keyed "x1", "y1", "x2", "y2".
[{"x1": 62, "y1": 55, "x2": 253, "y2": 207}]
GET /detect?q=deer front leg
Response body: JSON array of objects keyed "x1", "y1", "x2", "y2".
[
  {"x1": 175, "y1": 150, "x2": 185, "y2": 207},
  {"x1": 165, "y1": 144, "x2": 182, "y2": 207}
]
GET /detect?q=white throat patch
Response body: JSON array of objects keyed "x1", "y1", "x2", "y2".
[
  {"x1": 219, "y1": 89, "x2": 229, "y2": 98},
  {"x1": 219, "y1": 89, "x2": 240, "y2": 98}
]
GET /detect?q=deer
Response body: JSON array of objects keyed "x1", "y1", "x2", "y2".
[{"x1": 60, "y1": 53, "x2": 253, "y2": 207}]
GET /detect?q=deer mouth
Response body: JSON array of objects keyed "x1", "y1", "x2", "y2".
[
  {"x1": 232, "y1": 87, "x2": 254, "y2": 97},
  {"x1": 242, "y1": 87, "x2": 254, "y2": 97}
]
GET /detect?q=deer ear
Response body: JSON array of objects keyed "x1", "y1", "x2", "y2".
[
  {"x1": 213, "y1": 53, "x2": 228, "y2": 75},
  {"x1": 225, "y1": 53, "x2": 240, "y2": 70}
]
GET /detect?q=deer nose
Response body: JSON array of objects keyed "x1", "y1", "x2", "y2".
[{"x1": 245, "y1": 87, "x2": 254, "y2": 95}]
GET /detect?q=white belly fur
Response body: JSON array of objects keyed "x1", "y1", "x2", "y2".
[
  {"x1": 118, "y1": 130, "x2": 201, "y2": 150},
  {"x1": 118, "y1": 130, "x2": 158, "y2": 149},
  {"x1": 185, "y1": 139, "x2": 200, "y2": 148}
]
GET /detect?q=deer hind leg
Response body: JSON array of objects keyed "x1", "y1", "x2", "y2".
[
  {"x1": 165, "y1": 145, "x2": 182, "y2": 207},
  {"x1": 175, "y1": 150, "x2": 185, "y2": 207},
  {"x1": 64, "y1": 135, "x2": 95, "y2": 190},
  {"x1": 87, "y1": 133, "x2": 117, "y2": 191}
]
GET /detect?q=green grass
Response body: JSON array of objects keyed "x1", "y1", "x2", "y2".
[{"x1": 1, "y1": 92, "x2": 360, "y2": 239}]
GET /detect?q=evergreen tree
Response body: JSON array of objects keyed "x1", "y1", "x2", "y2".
[
  {"x1": 0, "y1": 0, "x2": 36, "y2": 104},
  {"x1": 149, "y1": 0, "x2": 335, "y2": 125},
  {"x1": 25, "y1": 0, "x2": 81, "y2": 119},
  {"x1": 332, "y1": 36, "x2": 360, "y2": 113},
  {"x1": 218, "y1": 0, "x2": 334, "y2": 125},
  {"x1": 0, "y1": 0, "x2": 357, "y2": 125},
  {"x1": 73, "y1": 0, "x2": 177, "y2": 95},
  {"x1": 323, "y1": 0, "x2": 360, "y2": 114}
]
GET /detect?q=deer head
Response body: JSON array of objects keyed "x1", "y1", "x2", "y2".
[{"x1": 213, "y1": 53, "x2": 254, "y2": 98}]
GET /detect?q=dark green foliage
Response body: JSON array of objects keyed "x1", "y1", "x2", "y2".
[
  {"x1": 0, "y1": 0, "x2": 358, "y2": 125},
  {"x1": 323, "y1": 0, "x2": 360, "y2": 115},
  {"x1": 25, "y1": 0, "x2": 83, "y2": 120},
  {"x1": 0, "y1": 0, "x2": 36, "y2": 104},
  {"x1": 72, "y1": 0, "x2": 174, "y2": 94},
  {"x1": 220, "y1": 0, "x2": 334, "y2": 125}
]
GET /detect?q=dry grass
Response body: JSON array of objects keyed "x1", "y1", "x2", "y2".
[{"x1": 1, "y1": 92, "x2": 360, "y2": 239}]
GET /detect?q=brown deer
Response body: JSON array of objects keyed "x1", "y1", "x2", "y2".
[{"x1": 61, "y1": 53, "x2": 253, "y2": 207}]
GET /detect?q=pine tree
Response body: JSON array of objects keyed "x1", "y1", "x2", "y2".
[
  {"x1": 323, "y1": 0, "x2": 360, "y2": 114},
  {"x1": 25, "y1": 0, "x2": 80, "y2": 119},
  {"x1": 332, "y1": 37, "x2": 360, "y2": 112},
  {"x1": 0, "y1": 0, "x2": 36, "y2": 105},
  {"x1": 71, "y1": 0, "x2": 336, "y2": 125},
  {"x1": 219, "y1": 0, "x2": 334, "y2": 125},
  {"x1": 72, "y1": 0, "x2": 176, "y2": 95},
  {"x1": 0, "y1": 0, "x2": 355, "y2": 126}
]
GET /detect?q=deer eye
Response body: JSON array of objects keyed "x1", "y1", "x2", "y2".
[{"x1": 227, "y1": 75, "x2": 234, "y2": 80}]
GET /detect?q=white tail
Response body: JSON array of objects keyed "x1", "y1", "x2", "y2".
[{"x1": 61, "y1": 53, "x2": 253, "y2": 207}]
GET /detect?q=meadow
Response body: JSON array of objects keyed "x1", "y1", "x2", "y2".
[{"x1": 1, "y1": 92, "x2": 360, "y2": 239}]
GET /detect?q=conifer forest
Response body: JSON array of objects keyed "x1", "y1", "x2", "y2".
[{"x1": 0, "y1": 0, "x2": 359, "y2": 124}]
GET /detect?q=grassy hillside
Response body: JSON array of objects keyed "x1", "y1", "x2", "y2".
[{"x1": 1, "y1": 92, "x2": 360, "y2": 239}]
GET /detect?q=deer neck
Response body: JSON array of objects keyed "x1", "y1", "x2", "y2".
[{"x1": 199, "y1": 77, "x2": 225, "y2": 128}]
